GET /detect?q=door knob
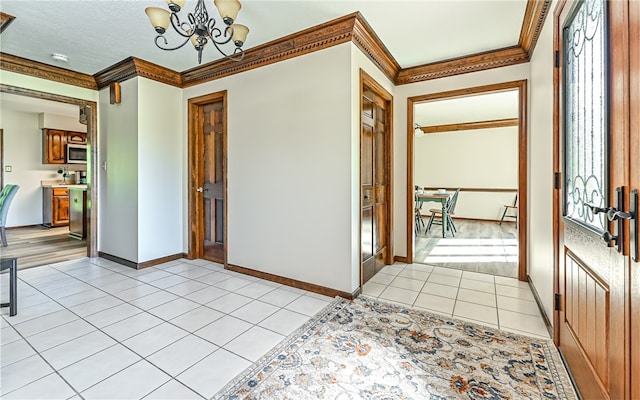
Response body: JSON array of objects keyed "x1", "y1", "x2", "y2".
[
  {"x1": 602, "y1": 230, "x2": 619, "y2": 246},
  {"x1": 196, "y1": 187, "x2": 204, "y2": 192}
]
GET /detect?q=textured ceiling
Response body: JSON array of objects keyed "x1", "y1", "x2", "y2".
[{"x1": 0, "y1": 0, "x2": 528, "y2": 75}]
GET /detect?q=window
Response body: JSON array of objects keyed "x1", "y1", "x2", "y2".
[{"x1": 563, "y1": 0, "x2": 608, "y2": 232}]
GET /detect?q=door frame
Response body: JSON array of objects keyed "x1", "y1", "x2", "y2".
[
  {"x1": 406, "y1": 80, "x2": 529, "y2": 281},
  {"x1": 0, "y1": 84, "x2": 98, "y2": 257},
  {"x1": 187, "y1": 90, "x2": 228, "y2": 263},
  {"x1": 360, "y1": 70, "x2": 394, "y2": 286}
]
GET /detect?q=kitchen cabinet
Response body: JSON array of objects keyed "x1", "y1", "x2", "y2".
[
  {"x1": 43, "y1": 187, "x2": 69, "y2": 227},
  {"x1": 42, "y1": 129, "x2": 87, "y2": 164}
]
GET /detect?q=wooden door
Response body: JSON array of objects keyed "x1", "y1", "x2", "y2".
[
  {"x1": 202, "y1": 102, "x2": 225, "y2": 262},
  {"x1": 629, "y1": 0, "x2": 640, "y2": 397},
  {"x1": 188, "y1": 92, "x2": 227, "y2": 264},
  {"x1": 361, "y1": 72, "x2": 392, "y2": 285},
  {"x1": 555, "y1": 1, "x2": 637, "y2": 398}
]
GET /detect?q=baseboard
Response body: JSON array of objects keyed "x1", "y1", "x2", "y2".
[
  {"x1": 98, "y1": 251, "x2": 185, "y2": 270},
  {"x1": 527, "y1": 274, "x2": 554, "y2": 338},
  {"x1": 394, "y1": 256, "x2": 409, "y2": 263},
  {"x1": 226, "y1": 263, "x2": 356, "y2": 300}
]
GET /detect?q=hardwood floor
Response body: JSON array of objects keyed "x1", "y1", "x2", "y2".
[
  {"x1": 1, "y1": 225, "x2": 86, "y2": 270},
  {"x1": 415, "y1": 218, "x2": 518, "y2": 278}
]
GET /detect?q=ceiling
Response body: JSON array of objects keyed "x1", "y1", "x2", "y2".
[{"x1": 0, "y1": 0, "x2": 528, "y2": 75}]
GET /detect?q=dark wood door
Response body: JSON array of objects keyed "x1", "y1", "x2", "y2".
[
  {"x1": 188, "y1": 92, "x2": 227, "y2": 264},
  {"x1": 361, "y1": 73, "x2": 392, "y2": 285},
  {"x1": 555, "y1": 1, "x2": 636, "y2": 398},
  {"x1": 202, "y1": 102, "x2": 225, "y2": 262}
]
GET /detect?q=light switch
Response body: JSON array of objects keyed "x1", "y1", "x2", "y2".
[{"x1": 4, "y1": 166, "x2": 11, "y2": 172}]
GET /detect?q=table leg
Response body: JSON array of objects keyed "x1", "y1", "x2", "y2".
[
  {"x1": 441, "y1": 200, "x2": 447, "y2": 238},
  {"x1": 9, "y1": 259, "x2": 17, "y2": 316}
]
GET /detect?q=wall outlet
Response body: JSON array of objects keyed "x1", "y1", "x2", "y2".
[{"x1": 4, "y1": 165, "x2": 11, "y2": 172}]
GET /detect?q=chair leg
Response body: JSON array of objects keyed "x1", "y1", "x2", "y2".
[
  {"x1": 448, "y1": 215, "x2": 457, "y2": 234},
  {"x1": 425, "y1": 213, "x2": 435, "y2": 233},
  {"x1": 499, "y1": 207, "x2": 508, "y2": 225},
  {"x1": 1, "y1": 227, "x2": 7, "y2": 247}
]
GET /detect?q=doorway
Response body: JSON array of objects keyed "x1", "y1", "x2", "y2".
[
  {"x1": 188, "y1": 91, "x2": 227, "y2": 264},
  {"x1": 0, "y1": 84, "x2": 97, "y2": 262},
  {"x1": 407, "y1": 81, "x2": 528, "y2": 281}
]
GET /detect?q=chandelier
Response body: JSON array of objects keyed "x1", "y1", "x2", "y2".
[{"x1": 145, "y1": 0, "x2": 249, "y2": 64}]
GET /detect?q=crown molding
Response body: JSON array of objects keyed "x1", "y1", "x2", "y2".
[
  {"x1": 352, "y1": 14, "x2": 401, "y2": 83},
  {"x1": 93, "y1": 57, "x2": 182, "y2": 89},
  {"x1": 0, "y1": 12, "x2": 15, "y2": 34},
  {"x1": 1, "y1": 4, "x2": 550, "y2": 90},
  {"x1": 519, "y1": 0, "x2": 552, "y2": 57},
  {"x1": 182, "y1": 13, "x2": 359, "y2": 87},
  {"x1": 0, "y1": 52, "x2": 97, "y2": 90},
  {"x1": 396, "y1": 46, "x2": 529, "y2": 85}
]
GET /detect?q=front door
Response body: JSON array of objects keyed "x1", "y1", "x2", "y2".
[
  {"x1": 555, "y1": 1, "x2": 639, "y2": 398},
  {"x1": 360, "y1": 71, "x2": 393, "y2": 285},
  {"x1": 188, "y1": 92, "x2": 227, "y2": 264}
]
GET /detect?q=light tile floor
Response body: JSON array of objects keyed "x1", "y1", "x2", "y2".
[
  {"x1": 1, "y1": 258, "x2": 550, "y2": 399},
  {"x1": 363, "y1": 262, "x2": 550, "y2": 339}
]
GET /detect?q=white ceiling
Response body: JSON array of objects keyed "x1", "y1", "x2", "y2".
[{"x1": 0, "y1": 0, "x2": 528, "y2": 75}]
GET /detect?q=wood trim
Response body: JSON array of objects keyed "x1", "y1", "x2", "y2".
[
  {"x1": 519, "y1": 0, "x2": 553, "y2": 57},
  {"x1": 0, "y1": 52, "x2": 97, "y2": 90},
  {"x1": 552, "y1": 0, "x2": 567, "y2": 346},
  {"x1": 351, "y1": 14, "x2": 401, "y2": 83},
  {"x1": 0, "y1": 84, "x2": 98, "y2": 259},
  {"x1": 93, "y1": 57, "x2": 182, "y2": 89},
  {"x1": 98, "y1": 251, "x2": 185, "y2": 269},
  {"x1": 227, "y1": 263, "x2": 355, "y2": 299},
  {"x1": 527, "y1": 274, "x2": 554, "y2": 338},
  {"x1": 407, "y1": 80, "x2": 528, "y2": 283},
  {"x1": 393, "y1": 256, "x2": 409, "y2": 263},
  {"x1": 138, "y1": 253, "x2": 186, "y2": 269},
  {"x1": 0, "y1": 12, "x2": 15, "y2": 34},
  {"x1": 182, "y1": 13, "x2": 359, "y2": 87},
  {"x1": 396, "y1": 47, "x2": 529, "y2": 85},
  {"x1": 187, "y1": 91, "x2": 228, "y2": 263},
  {"x1": 420, "y1": 187, "x2": 517, "y2": 193},
  {"x1": 420, "y1": 118, "x2": 519, "y2": 134}
]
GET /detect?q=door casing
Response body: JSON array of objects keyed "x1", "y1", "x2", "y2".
[
  {"x1": 0, "y1": 84, "x2": 98, "y2": 258},
  {"x1": 406, "y1": 80, "x2": 528, "y2": 281}
]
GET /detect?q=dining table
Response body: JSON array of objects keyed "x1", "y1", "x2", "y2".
[{"x1": 416, "y1": 191, "x2": 451, "y2": 238}]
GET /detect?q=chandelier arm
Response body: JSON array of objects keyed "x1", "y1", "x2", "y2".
[
  {"x1": 210, "y1": 41, "x2": 245, "y2": 61},
  {"x1": 207, "y1": 23, "x2": 233, "y2": 45},
  {"x1": 168, "y1": 12, "x2": 195, "y2": 38},
  {"x1": 154, "y1": 34, "x2": 191, "y2": 51}
]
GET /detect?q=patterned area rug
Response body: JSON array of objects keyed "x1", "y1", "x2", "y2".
[{"x1": 214, "y1": 296, "x2": 577, "y2": 399}]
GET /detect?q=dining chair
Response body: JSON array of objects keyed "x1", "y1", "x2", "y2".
[
  {"x1": 499, "y1": 194, "x2": 518, "y2": 227},
  {"x1": 425, "y1": 188, "x2": 461, "y2": 236},
  {"x1": 0, "y1": 185, "x2": 20, "y2": 247},
  {"x1": 415, "y1": 193, "x2": 425, "y2": 232}
]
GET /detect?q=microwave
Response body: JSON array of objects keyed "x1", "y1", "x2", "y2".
[{"x1": 66, "y1": 144, "x2": 87, "y2": 164}]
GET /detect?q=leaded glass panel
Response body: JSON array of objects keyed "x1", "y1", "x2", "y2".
[{"x1": 563, "y1": 0, "x2": 608, "y2": 232}]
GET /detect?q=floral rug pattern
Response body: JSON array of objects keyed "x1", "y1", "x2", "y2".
[{"x1": 214, "y1": 296, "x2": 576, "y2": 399}]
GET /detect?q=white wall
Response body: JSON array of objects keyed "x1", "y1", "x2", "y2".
[
  {"x1": 137, "y1": 78, "x2": 183, "y2": 263},
  {"x1": 415, "y1": 126, "x2": 518, "y2": 220},
  {"x1": 528, "y1": 2, "x2": 556, "y2": 322},
  {"x1": 38, "y1": 113, "x2": 86, "y2": 132},
  {"x1": 98, "y1": 78, "x2": 139, "y2": 262},
  {"x1": 393, "y1": 63, "x2": 530, "y2": 258},
  {"x1": 184, "y1": 44, "x2": 355, "y2": 293},
  {"x1": 1, "y1": 109, "x2": 61, "y2": 226}
]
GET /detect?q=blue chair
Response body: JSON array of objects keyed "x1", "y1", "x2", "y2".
[
  {"x1": 0, "y1": 185, "x2": 20, "y2": 247},
  {"x1": 425, "y1": 188, "x2": 461, "y2": 236}
]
